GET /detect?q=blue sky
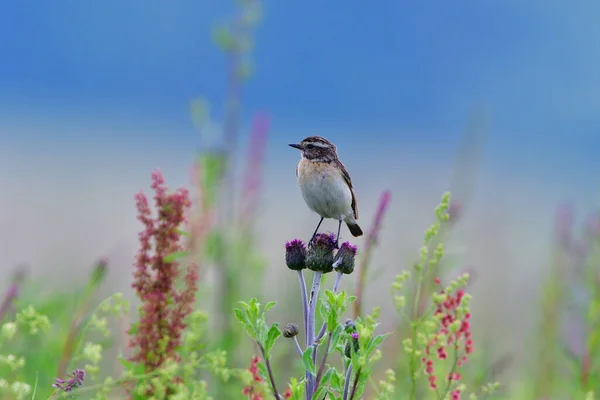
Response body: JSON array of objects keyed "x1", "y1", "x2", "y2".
[{"x1": 0, "y1": 0, "x2": 599, "y2": 191}]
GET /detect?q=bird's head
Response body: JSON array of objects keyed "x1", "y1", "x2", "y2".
[{"x1": 288, "y1": 136, "x2": 338, "y2": 162}]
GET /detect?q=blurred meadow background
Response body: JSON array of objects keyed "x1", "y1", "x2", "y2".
[{"x1": 1, "y1": 0, "x2": 600, "y2": 399}]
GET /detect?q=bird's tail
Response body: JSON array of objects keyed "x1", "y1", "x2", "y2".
[{"x1": 346, "y1": 221, "x2": 363, "y2": 237}]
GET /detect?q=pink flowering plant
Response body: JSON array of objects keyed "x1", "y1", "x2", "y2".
[
  {"x1": 391, "y1": 193, "x2": 498, "y2": 400},
  {"x1": 234, "y1": 231, "x2": 390, "y2": 400}
]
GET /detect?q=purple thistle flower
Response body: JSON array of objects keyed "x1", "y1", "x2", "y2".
[
  {"x1": 334, "y1": 242, "x2": 358, "y2": 274},
  {"x1": 285, "y1": 239, "x2": 307, "y2": 271},
  {"x1": 53, "y1": 369, "x2": 86, "y2": 392},
  {"x1": 306, "y1": 233, "x2": 336, "y2": 273}
]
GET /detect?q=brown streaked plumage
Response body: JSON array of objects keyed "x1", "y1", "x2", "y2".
[{"x1": 289, "y1": 136, "x2": 363, "y2": 245}]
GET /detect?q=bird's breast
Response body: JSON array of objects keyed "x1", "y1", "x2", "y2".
[{"x1": 296, "y1": 160, "x2": 352, "y2": 219}]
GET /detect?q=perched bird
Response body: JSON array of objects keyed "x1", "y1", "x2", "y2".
[{"x1": 289, "y1": 136, "x2": 363, "y2": 246}]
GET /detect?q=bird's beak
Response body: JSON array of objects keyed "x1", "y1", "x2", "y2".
[{"x1": 288, "y1": 143, "x2": 302, "y2": 150}]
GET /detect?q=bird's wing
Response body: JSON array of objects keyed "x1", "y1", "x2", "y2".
[{"x1": 336, "y1": 159, "x2": 358, "y2": 219}]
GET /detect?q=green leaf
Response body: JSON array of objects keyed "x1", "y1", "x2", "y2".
[
  {"x1": 288, "y1": 377, "x2": 305, "y2": 400},
  {"x1": 162, "y1": 251, "x2": 189, "y2": 263},
  {"x1": 233, "y1": 308, "x2": 247, "y2": 324},
  {"x1": 327, "y1": 308, "x2": 338, "y2": 333},
  {"x1": 264, "y1": 301, "x2": 276, "y2": 313},
  {"x1": 264, "y1": 324, "x2": 281, "y2": 357},
  {"x1": 365, "y1": 333, "x2": 390, "y2": 358},
  {"x1": 330, "y1": 369, "x2": 343, "y2": 391},
  {"x1": 30, "y1": 371, "x2": 38, "y2": 400},
  {"x1": 320, "y1": 367, "x2": 336, "y2": 388},
  {"x1": 329, "y1": 324, "x2": 344, "y2": 352},
  {"x1": 312, "y1": 385, "x2": 329, "y2": 400},
  {"x1": 325, "y1": 290, "x2": 336, "y2": 306},
  {"x1": 319, "y1": 300, "x2": 329, "y2": 323},
  {"x1": 302, "y1": 347, "x2": 316, "y2": 375},
  {"x1": 233, "y1": 308, "x2": 255, "y2": 339}
]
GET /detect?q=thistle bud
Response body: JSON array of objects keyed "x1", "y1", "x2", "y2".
[
  {"x1": 306, "y1": 233, "x2": 336, "y2": 273},
  {"x1": 343, "y1": 319, "x2": 359, "y2": 358},
  {"x1": 334, "y1": 242, "x2": 357, "y2": 274},
  {"x1": 285, "y1": 240, "x2": 307, "y2": 271},
  {"x1": 283, "y1": 323, "x2": 299, "y2": 338},
  {"x1": 343, "y1": 318, "x2": 356, "y2": 333},
  {"x1": 344, "y1": 332, "x2": 360, "y2": 358}
]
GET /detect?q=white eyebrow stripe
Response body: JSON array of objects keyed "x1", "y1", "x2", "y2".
[{"x1": 307, "y1": 141, "x2": 330, "y2": 148}]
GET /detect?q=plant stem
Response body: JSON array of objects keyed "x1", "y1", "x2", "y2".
[
  {"x1": 57, "y1": 278, "x2": 99, "y2": 377},
  {"x1": 348, "y1": 367, "x2": 361, "y2": 400},
  {"x1": 259, "y1": 344, "x2": 282, "y2": 400},
  {"x1": 314, "y1": 331, "x2": 333, "y2": 390},
  {"x1": 298, "y1": 270, "x2": 309, "y2": 342},
  {"x1": 306, "y1": 271, "x2": 323, "y2": 400},
  {"x1": 440, "y1": 344, "x2": 460, "y2": 399},
  {"x1": 409, "y1": 279, "x2": 424, "y2": 400},
  {"x1": 342, "y1": 364, "x2": 353, "y2": 400},
  {"x1": 315, "y1": 271, "x2": 343, "y2": 342},
  {"x1": 293, "y1": 336, "x2": 303, "y2": 357}
]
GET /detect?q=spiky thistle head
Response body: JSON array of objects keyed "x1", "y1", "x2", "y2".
[
  {"x1": 306, "y1": 233, "x2": 336, "y2": 273},
  {"x1": 334, "y1": 242, "x2": 358, "y2": 274},
  {"x1": 285, "y1": 239, "x2": 307, "y2": 271}
]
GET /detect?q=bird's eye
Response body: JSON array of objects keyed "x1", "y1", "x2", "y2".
[{"x1": 306, "y1": 144, "x2": 315, "y2": 149}]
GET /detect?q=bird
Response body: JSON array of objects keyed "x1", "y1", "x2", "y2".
[{"x1": 289, "y1": 136, "x2": 363, "y2": 246}]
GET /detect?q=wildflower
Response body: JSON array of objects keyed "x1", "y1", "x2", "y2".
[
  {"x1": 283, "y1": 323, "x2": 299, "y2": 338},
  {"x1": 285, "y1": 239, "x2": 307, "y2": 271},
  {"x1": 334, "y1": 242, "x2": 357, "y2": 274},
  {"x1": 53, "y1": 369, "x2": 86, "y2": 392},
  {"x1": 306, "y1": 233, "x2": 336, "y2": 273},
  {"x1": 129, "y1": 171, "x2": 200, "y2": 374},
  {"x1": 423, "y1": 277, "x2": 473, "y2": 392},
  {"x1": 241, "y1": 355, "x2": 266, "y2": 400}
]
